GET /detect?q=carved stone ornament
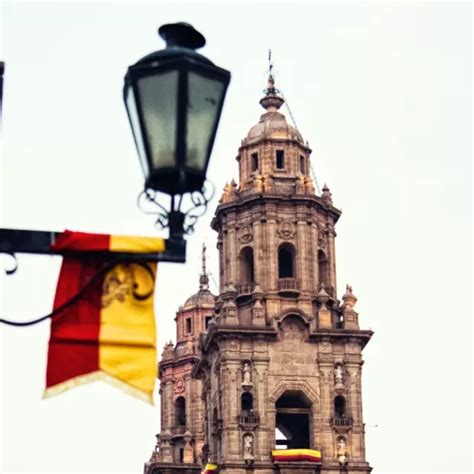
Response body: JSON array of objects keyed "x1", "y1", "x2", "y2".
[
  {"x1": 174, "y1": 378, "x2": 185, "y2": 394},
  {"x1": 277, "y1": 220, "x2": 295, "y2": 240},
  {"x1": 242, "y1": 361, "x2": 253, "y2": 388},
  {"x1": 238, "y1": 225, "x2": 253, "y2": 244},
  {"x1": 337, "y1": 436, "x2": 349, "y2": 465},
  {"x1": 318, "y1": 231, "x2": 327, "y2": 249},
  {"x1": 334, "y1": 364, "x2": 344, "y2": 387}
]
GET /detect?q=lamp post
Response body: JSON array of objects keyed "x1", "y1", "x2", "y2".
[
  {"x1": 124, "y1": 22, "x2": 230, "y2": 239},
  {"x1": 0, "y1": 23, "x2": 230, "y2": 269}
]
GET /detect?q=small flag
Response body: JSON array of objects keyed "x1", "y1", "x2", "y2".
[
  {"x1": 201, "y1": 464, "x2": 218, "y2": 473},
  {"x1": 44, "y1": 231, "x2": 165, "y2": 404},
  {"x1": 272, "y1": 449, "x2": 322, "y2": 463}
]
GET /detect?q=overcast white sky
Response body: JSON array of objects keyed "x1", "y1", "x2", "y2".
[{"x1": 0, "y1": 1, "x2": 472, "y2": 473}]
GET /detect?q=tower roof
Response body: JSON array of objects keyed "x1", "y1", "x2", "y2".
[{"x1": 244, "y1": 73, "x2": 304, "y2": 145}]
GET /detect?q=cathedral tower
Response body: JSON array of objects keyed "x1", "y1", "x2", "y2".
[
  {"x1": 146, "y1": 246, "x2": 215, "y2": 473},
  {"x1": 194, "y1": 75, "x2": 373, "y2": 474},
  {"x1": 146, "y1": 73, "x2": 373, "y2": 474}
]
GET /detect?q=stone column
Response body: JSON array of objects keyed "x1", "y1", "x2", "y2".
[
  {"x1": 346, "y1": 360, "x2": 364, "y2": 462},
  {"x1": 327, "y1": 221, "x2": 337, "y2": 296},
  {"x1": 217, "y1": 234, "x2": 224, "y2": 292},
  {"x1": 164, "y1": 381, "x2": 173, "y2": 430},
  {"x1": 318, "y1": 354, "x2": 335, "y2": 461},
  {"x1": 254, "y1": 361, "x2": 269, "y2": 460},
  {"x1": 185, "y1": 376, "x2": 192, "y2": 430},
  {"x1": 228, "y1": 224, "x2": 237, "y2": 284},
  {"x1": 267, "y1": 219, "x2": 277, "y2": 291},
  {"x1": 296, "y1": 217, "x2": 307, "y2": 292},
  {"x1": 253, "y1": 220, "x2": 262, "y2": 286}
]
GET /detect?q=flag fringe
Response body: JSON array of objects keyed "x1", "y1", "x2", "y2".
[{"x1": 43, "y1": 371, "x2": 154, "y2": 405}]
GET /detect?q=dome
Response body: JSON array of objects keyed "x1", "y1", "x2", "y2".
[
  {"x1": 245, "y1": 111, "x2": 303, "y2": 145},
  {"x1": 183, "y1": 288, "x2": 215, "y2": 307},
  {"x1": 243, "y1": 74, "x2": 304, "y2": 145}
]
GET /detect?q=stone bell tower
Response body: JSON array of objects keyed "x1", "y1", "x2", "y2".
[
  {"x1": 145, "y1": 245, "x2": 215, "y2": 474},
  {"x1": 193, "y1": 74, "x2": 373, "y2": 474}
]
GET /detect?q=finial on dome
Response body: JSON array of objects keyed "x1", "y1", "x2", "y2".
[
  {"x1": 259, "y1": 49, "x2": 284, "y2": 112},
  {"x1": 199, "y1": 242, "x2": 209, "y2": 291}
]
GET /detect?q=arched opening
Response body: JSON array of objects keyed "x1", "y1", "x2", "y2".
[
  {"x1": 251, "y1": 152, "x2": 259, "y2": 172},
  {"x1": 275, "y1": 390, "x2": 311, "y2": 449},
  {"x1": 241, "y1": 392, "x2": 254, "y2": 414},
  {"x1": 278, "y1": 244, "x2": 295, "y2": 279},
  {"x1": 334, "y1": 395, "x2": 346, "y2": 418},
  {"x1": 239, "y1": 247, "x2": 254, "y2": 284},
  {"x1": 318, "y1": 249, "x2": 329, "y2": 289},
  {"x1": 299, "y1": 155, "x2": 306, "y2": 174},
  {"x1": 175, "y1": 396, "x2": 186, "y2": 426}
]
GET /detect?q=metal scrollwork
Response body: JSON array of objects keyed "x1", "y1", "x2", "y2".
[
  {"x1": 183, "y1": 181, "x2": 215, "y2": 234},
  {"x1": 2, "y1": 252, "x2": 19, "y2": 275},
  {"x1": 137, "y1": 180, "x2": 215, "y2": 234},
  {"x1": 137, "y1": 189, "x2": 171, "y2": 231}
]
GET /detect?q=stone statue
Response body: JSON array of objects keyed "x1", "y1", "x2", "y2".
[
  {"x1": 243, "y1": 433, "x2": 254, "y2": 457},
  {"x1": 335, "y1": 364, "x2": 344, "y2": 385},
  {"x1": 242, "y1": 362, "x2": 252, "y2": 386},
  {"x1": 337, "y1": 437, "x2": 346, "y2": 453},
  {"x1": 337, "y1": 437, "x2": 348, "y2": 465}
]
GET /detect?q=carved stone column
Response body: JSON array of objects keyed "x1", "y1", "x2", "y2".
[{"x1": 327, "y1": 222, "x2": 337, "y2": 296}]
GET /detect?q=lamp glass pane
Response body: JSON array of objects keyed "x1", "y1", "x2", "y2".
[
  {"x1": 126, "y1": 86, "x2": 149, "y2": 176},
  {"x1": 186, "y1": 72, "x2": 225, "y2": 172},
  {"x1": 137, "y1": 70, "x2": 178, "y2": 170}
]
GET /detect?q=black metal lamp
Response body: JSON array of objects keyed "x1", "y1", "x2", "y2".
[{"x1": 124, "y1": 22, "x2": 230, "y2": 238}]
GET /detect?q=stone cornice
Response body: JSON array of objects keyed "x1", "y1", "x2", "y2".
[
  {"x1": 211, "y1": 193, "x2": 341, "y2": 230},
  {"x1": 202, "y1": 325, "x2": 278, "y2": 352},
  {"x1": 309, "y1": 329, "x2": 374, "y2": 349}
]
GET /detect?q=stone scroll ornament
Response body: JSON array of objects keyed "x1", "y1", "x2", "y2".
[
  {"x1": 174, "y1": 379, "x2": 185, "y2": 394},
  {"x1": 238, "y1": 225, "x2": 253, "y2": 243},
  {"x1": 277, "y1": 220, "x2": 296, "y2": 239},
  {"x1": 44, "y1": 230, "x2": 163, "y2": 404}
]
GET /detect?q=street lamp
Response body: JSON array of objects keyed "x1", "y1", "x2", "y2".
[
  {"x1": 123, "y1": 22, "x2": 231, "y2": 239},
  {"x1": 0, "y1": 22, "x2": 231, "y2": 281}
]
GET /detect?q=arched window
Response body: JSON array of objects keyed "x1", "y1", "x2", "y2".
[
  {"x1": 318, "y1": 249, "x2": 329, "y2": 289},
  {"x1": 275, "y1": 390, "x2": 311, "y2": 449},
  {"x1": 278, "y1": 244, "x2": 295, "y2": 278},
  {"x1": 251, "y1": 153, "x2": 259, "y2": 172},
  {"x1": 334, "y1": 395, "x2": 346, "y2": 418},
  {"x1": 241, "y1": 392, "x2": 254, "y2": 413},
  {"x1": 175, "y1": 396, "x2": 186, "y2": 426},
  {"x1": 299, "y1": 155, "x2": 305, "y2": 174},
  {"x1": 239, "y1": 247, "x2": 254, "y2": 284}
]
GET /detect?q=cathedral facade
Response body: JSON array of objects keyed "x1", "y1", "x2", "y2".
[{"x1": 145, "y1": 75, "x2": 373, "y2": 474}]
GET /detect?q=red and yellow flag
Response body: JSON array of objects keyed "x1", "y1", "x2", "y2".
[
  {"x1": 44, "y1": 231, "x2": 165, "y2": 404},
  {"x1": 201, "y1": 464, "x2": 218, "y2": 474},
  {"x1": 272, "y1": 449, "x2": 322, "y2": 463}
]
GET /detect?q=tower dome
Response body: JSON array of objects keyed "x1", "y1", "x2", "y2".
[
  {"x1": 183, "y1": 287, "x2": 215, "y2": 307},
  {"x1": 243, "y1": 74, "x2": 304, "y2": 145}
]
